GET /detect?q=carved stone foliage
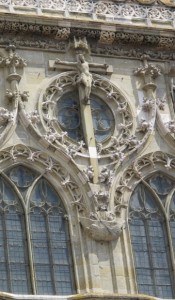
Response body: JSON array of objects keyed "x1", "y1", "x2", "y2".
[
  {"x1": 0, "y1": 108, "x2": 14, "y2": 125},
  {"x1": 0, "y1": 46, "x2": 27, "y2": 146},
  {"x1": 91, "y1": 44, "x2": 175, "y2": 62},
  {"x1": 0, "y1": 45, "x2": 27, "y2": 69},
  {"x1": 114, "y1": 151, "x2": 175, "y2": 215},
  {"x1": 0, "y1": 24, "x2": 174, "y2": 61}
]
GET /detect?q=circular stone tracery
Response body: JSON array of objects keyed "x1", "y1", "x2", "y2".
[{"x1": 39, "y1": 72, "x2": 135, "y2": 159}]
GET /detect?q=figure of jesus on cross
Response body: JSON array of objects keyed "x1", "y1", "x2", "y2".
[
  {"x1": 55, "y1": 53, "x2": 110, "y2": 105},
  {"x1": 74, "y1": 53, "x2": 92, "y2": 104},
  {"x1": 56, "y1": 53, "x2": 92, "y2": 104}
]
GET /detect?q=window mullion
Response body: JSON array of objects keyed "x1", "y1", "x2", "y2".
[
  {"x1": 46, "y1": 214, "x2": 56, "y2": 294},
  {"x1": 165, "y1": 217, "x2": 175, "y2": 297},
  {"x1": 144, "y1": 219, "x2": 157, "y2": 296},
  {"x1": 65, "y1": 218, "x2": 76, "y2": 293},
  {"x1": 3, "y1": 213, "x2": 12, "y2": 292},
  {"x1": 25, "y1": 210, "x2": 37, "y2": 294}
]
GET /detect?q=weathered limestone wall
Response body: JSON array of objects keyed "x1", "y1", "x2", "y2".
[
  {"x1": 0, "y1": 43, "x2": 173, "y2": 296},
  {"x1": 0, "y1": 0, "x2": 174, "y2": 298}
]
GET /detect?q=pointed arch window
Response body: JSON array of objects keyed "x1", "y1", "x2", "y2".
[
  {"x1": 0, "y1": 165, "x2": 75, "y2": 295},
  {"x1": 0, "y1": 177, "x2": 31, "y2": 294},
  {"x1": 129, "y1": 175, "x2": 175, "y2": 298}
]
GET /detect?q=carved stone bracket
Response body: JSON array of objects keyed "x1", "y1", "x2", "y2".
[
  {"x1": 79, "y1": 189, "x2": 125, "y2": 241},
  {"x1": 79, "y1": 214, "x2": 125, "y2": 242}
]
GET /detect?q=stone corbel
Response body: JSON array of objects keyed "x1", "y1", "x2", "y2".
[{"x1": 79, "y1": 190, "x2": 125, "y2": 242}]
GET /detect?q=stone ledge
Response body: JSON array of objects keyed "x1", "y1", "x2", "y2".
[
  {"x1": 0, "y1": 293, "x2": 161, "y2": 300},
  {"x1": 0, "y1": 1, "x2": 174, "y2": 29}
]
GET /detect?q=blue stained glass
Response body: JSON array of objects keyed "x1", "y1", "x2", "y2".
[
  {"x1": 31, "y1": 179, "x2": 62, "y2": 208},
  {"x1": 56, "y1": 91, "x2": 114, "y2": 142},
  {"x1": 91, "y1": 95, "x2": 114, "y2": 142},
  {"x1": 129, "y1": 184, "x2": 157, "y2": 212},
  {"x1": 148, "y1": 174, "x2": 174, "y2": 203},
  {"x1": 8, "y1": 166, "x2": 37, "y2": 188},
  {"x1": 148, "y1": 175, "x2": 174, "y2": 196},
  {"x1": 170, "y1": 219, "x2": 175, "y2": 255},
  {"x1": 170, "y1": 191, "x2": 175, "y2": 211}
]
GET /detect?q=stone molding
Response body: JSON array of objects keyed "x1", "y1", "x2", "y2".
[
  {"x1": 0, "y1": 292, "x2": 162, "y2": 300},
  {"x1": 0, "y1": 1, "x2": 175, "y2": 29}
]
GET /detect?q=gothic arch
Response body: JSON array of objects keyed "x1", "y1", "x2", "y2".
[
  {"x1": 114, "y1": 151, "x2": 175, "y2": 215},
  {"x1": 128, "y1": 179, "x2": 175, "y2": 298},
  {"x1": 113, "y1": 151, "x2": 175, "y2": 297},
  {"x1": 0, "y1": 144, "x2": 104, "y2": 293}
]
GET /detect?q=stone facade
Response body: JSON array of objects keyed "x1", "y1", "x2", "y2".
[{"x1": 0, "y1": 0, "x2": 174, "y2": 300}]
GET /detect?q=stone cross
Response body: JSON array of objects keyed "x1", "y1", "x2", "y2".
[{"x1": 49, "y1": 56, "x2": 113, "y2": 183}]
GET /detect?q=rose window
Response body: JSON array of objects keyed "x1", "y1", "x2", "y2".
[{"x1": 56, "y1": 91, "x2": 114, "y2": 142}]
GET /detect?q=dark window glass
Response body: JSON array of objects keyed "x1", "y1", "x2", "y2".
[
  {"x1": 129, "y1": 184, "x2": 173, "y2": 298},
  {"x1": 57, "y1": 91, "x2": 114, "y2": 142},
  {"x1": 30, "y1": 178, "x2": 75, "y2": 295},
  {"x1": 0, "y1": 178, "x2": 31, "y2": 293},
  {"x1": 0, "y1": 166, "x2": 75, "y2": 296}
]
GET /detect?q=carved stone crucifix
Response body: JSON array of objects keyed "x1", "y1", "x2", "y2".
[{"x1": 49, "y1": 55, "x2": 113, "y2": 183}]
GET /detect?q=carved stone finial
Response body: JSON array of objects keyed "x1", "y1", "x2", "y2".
[
  {"x1": 73, "y1": 36, "x2": 89, "y2": 54},
  {"x1": 134, "y1": 62, "x2": 161, "y2": 79},
  {"x1": 134, "y1": 55, "x2": 161, "y2": 92}
]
